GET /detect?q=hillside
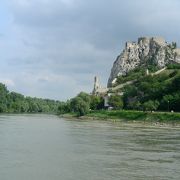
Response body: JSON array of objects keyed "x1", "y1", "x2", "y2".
[{"x1": 119, "y1": 64, "x2": 180, "y2": 112}]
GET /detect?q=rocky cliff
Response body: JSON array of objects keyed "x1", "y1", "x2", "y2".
[{"x1": 108, "y1": 37, "x2": 180, "y2": 87}]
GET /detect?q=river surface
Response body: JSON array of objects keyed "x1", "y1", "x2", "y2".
[{"x1": 0, "y1": 114, "x2": 180, "y2": 180}]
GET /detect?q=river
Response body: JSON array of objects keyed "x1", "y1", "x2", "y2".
[{"x1": 0, "y1": 114, "x2": 180, "y2": 180}]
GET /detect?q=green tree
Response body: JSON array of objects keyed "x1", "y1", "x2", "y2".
[
  {"x1": 142, "y1": 100, "x2": 159, "y2": 112},
  {"x1": 0, "y1": 83, "x2": 8, "y2": 112},
  {"x1": 128, "y1": 100, "x2": 142, "y2": 110},
  {"x1": 70, "y1": 97, "x2": 89, "y2": 116},
  {"x1": 58, "y1": 102, "x2": 69, "y2": 114},
  {"x1": 109, "y1": 95, "x2": 123, "y2": 110},
  {"x1": 90, "y1": 96, "x2": 104, "y2": 110},
  {"x1": 77, "y1": 92, "x2": 91, "y2": 104}
]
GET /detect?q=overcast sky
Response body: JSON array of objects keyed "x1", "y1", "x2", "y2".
[{"x1": 0, "y1": 0, "x2": 180, "y2": 100}]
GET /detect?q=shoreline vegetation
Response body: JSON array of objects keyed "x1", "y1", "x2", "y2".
[
  {"x1": 57, "y1": 65, "x2": 180, "y2": 127},
  {"x1": 1, "y1": 65, "x2": 180, "y2": 127},
  {"x1": 0, "y1": 83, "x2": 60, "y2": 114},
  {"x1": 60, "y1": 110, "x2": 180, "y2": 126}
]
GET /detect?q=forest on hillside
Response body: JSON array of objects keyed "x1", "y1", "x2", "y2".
[{"x1": 122, "y1": 64, "x2": 180, "y2": 112}]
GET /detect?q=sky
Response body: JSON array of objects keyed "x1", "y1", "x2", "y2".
[{"x1": 0, "y1": 0, "x2": 180, "y2": 100}]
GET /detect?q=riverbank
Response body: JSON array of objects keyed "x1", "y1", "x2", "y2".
[{"x1": 61, "y1": 110, "x2": 180, "y2": 126}]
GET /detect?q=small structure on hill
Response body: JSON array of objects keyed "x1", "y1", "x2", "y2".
[{"x1": 92, "y1": 76, "x2": 108, "y2": 96}]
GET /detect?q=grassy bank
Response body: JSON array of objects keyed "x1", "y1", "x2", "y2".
[{"x1": 86, "y1": 110, "x2": 180, "y2": 123}]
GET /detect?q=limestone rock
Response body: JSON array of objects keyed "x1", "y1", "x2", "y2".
[{"x1": 108, "y1": 37, "x2": 179, "y2": 87}]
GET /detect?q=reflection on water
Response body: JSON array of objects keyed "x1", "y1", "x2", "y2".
[{"x1": 0, "y1": 114, "x2": 180, "y2": 180}]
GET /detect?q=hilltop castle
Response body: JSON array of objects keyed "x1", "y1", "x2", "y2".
[{"x1": 108, "y1": 37, "x2": 180, "y2": 87}]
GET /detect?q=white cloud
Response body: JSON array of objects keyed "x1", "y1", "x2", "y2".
[
  {"x1": 1, "y1": 0, "x2": 180, "y2": 100},
  {"x1": 11, "y1": 0, "x2": 30, "y2": 7},
  {"x1": 0, "y1": 78, "x2": 15, "y2": 87}
]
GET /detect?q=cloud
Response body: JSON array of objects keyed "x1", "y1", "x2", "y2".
[
  {"x1": 0, "y1": 78, "x2": 15, "y2": 87},
  {"x1": 1, "y1": 0, "x2": 180, "y2": 100}
]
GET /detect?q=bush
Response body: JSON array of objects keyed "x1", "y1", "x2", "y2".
[
  {"x1": 142, "y1": 100, "x2": 160, "y2": 112},
  {"x1": 70, "y1": 97, "x2": 89, "y2": 116},
  {"x1": 167, "y1": 64, "x2": 180, "y2": 69},
  {"x1": 109, "y1": 95, "x2": 124, "y2": 110},
  {"x1": 90, "y1": 96, "x2": 104, "y2": 110}
]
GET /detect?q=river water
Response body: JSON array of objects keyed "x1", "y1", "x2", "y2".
[{"x1": 0, "y1": 114, "x2": 180, "y2": 180}]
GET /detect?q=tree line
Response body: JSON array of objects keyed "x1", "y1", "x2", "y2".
[
  {"x1": 2, "y1": 65, "x2": 179, "y2": 116},
  {"x1": 0, "y1": 83, "x2": 60, "y2": 113}
]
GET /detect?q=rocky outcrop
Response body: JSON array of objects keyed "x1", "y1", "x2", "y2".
[{"x1": 108, "y1": 37, "x2": 180, "y2": 87}]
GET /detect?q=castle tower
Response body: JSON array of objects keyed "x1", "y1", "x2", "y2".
[{"x1": 93, "y1": 76, "x2": 100, "y2": 94}]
